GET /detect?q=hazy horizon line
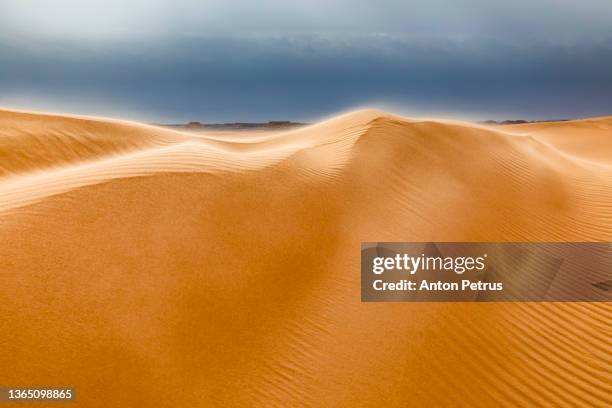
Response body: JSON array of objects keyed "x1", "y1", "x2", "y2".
[{"x1": 2, "y1": 104, "x2": 608, "y2": 126}]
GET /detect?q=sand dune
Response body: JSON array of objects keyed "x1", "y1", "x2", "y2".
[
  {"x1": 502, "y1": 117, "x2": 612, "y2": 164},
  {"x1": 0, "y1": 108, "x2": 610, "y2": 407}
]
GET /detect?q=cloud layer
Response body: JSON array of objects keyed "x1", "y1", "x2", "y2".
[{"x1": 1, "y1": 1, "x2": 611, "y2": 121}]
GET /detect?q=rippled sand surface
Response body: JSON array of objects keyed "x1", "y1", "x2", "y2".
[{"x1": 1, "y1": 108, "x2": 610, "y2": 407}]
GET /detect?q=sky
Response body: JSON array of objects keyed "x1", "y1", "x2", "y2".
[{"x1": 1, "y1": 0, "x2": 611, "y2": 122}]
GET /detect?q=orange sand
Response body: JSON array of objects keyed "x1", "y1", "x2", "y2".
[{"x1": 0, "y1": 108, "x2": 610, "y2": 407}]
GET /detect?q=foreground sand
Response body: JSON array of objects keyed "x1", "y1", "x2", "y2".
[{"x1": 0, "y1": 108, "x2": 610, "y2": 407}]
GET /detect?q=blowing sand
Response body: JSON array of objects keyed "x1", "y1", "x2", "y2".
[{"x1": 0, "y1": 108, "x2": 610, "y2": 407}]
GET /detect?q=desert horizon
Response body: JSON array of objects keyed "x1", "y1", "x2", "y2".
[
  {"x1": 2, "y1": 105, "x2": 595, "y2": 130},
  {"x1": 1, "y1": 105, "x2": 611, "y2": 406}
]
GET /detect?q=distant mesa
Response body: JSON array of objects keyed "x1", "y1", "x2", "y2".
[
  {"x1": 187, "y1": 121, "x2": 204, "y2": 129},
  {"x1": 482, "y1": 119, "x2": 569, "y2": 125},
  {"x1": 159, "y1": 120, "x2": 309, "y2": 131}
]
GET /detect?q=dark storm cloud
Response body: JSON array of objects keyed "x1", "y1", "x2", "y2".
[{"x1": 0, "y1": 1, "x2": 611, "y2": 121}]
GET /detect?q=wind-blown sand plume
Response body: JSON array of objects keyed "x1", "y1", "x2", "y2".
[
  {"x1": 0, "y1": 108, "x2": 610, "y2": 407},
  {"x1": 502, "y1": 116, "x2": 612, "y2": 164},
  {"x1": 0, "y1": 109, "x2": 185, "y2": 177}
]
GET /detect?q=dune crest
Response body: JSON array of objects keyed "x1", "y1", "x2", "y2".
[
  {"x1": 502, "y1": 116, "x2": 612, "y2": 164},
  {"x1": 0, "y1": 108, "x2": 610, "y2": 407}
]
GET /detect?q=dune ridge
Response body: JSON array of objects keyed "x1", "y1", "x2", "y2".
[
  {"x1": 0, "y1": 108, "x2": 610, "y2": 407},
  {"x1": 502, "y1": 116, "x2": 612, "y2": 164}
]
